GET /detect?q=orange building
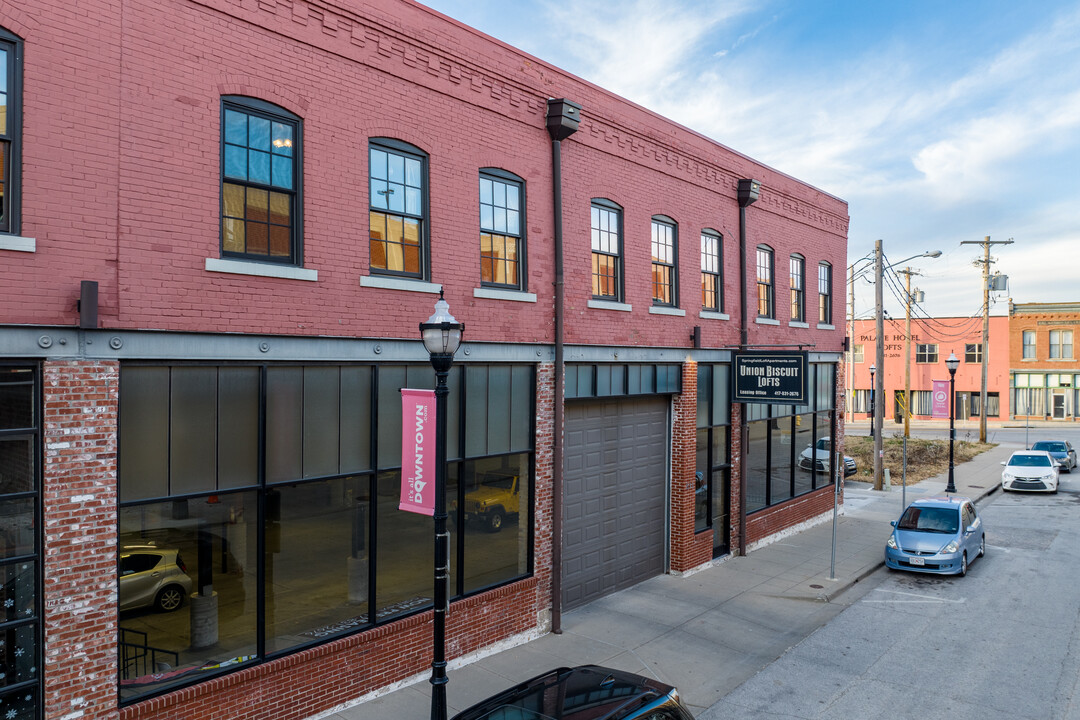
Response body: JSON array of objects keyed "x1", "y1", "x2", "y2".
[
  {"x1": 1009, "y1": 302, "x2": 1080, "y2": 421},
  {"x1": 848, "y1": 316, "x2": 1010, "y2": 424}
]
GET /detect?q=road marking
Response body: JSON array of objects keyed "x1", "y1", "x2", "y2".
[{"x1": 865, "y1": 588, "x2": 967, "y2": 604}]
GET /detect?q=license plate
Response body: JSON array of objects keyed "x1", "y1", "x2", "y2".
[{"x1": 909, "y1": 557, "x2": 925, "y2": 566}]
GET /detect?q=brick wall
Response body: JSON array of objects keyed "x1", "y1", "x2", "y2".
[
  {"x1": 670, "y1": 360, "x2": 712, "y2": 572},
  {"x1": 532, "y1": 362, "x2": 555, "y2": 626},
  {"x1": 42, "y1": 360, "x2": 120, "y2": 720},
  {"x1": 3, "y1": 0, "x2": 847, "y2": 361}
]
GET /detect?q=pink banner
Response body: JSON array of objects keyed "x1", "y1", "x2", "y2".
[
  {"x1": 931, "y1": 380, "x2": 949, "y2": 418},
  {"x1": 400, "y1": 388, "x2": 436, "y2": 516}
]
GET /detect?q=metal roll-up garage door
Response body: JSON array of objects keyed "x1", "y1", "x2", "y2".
[{"x1": 562, "y1": 397, "x2": 670, "y2": 610}]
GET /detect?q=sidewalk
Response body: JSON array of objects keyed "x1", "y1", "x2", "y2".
[{"x1": 316, "y1": 440, "x2": 1018, "y2": 720}]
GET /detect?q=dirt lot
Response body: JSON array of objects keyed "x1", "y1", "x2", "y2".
[{"x1": 843, "y1": 434, "x2": 996, "y2": 485}]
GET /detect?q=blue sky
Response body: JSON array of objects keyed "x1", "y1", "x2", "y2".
[{"x1": 417, "y1": 0, "x2": 1080, "y2": 323}]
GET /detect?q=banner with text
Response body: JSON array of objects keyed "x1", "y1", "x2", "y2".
[
  {"x1": 733, "y1": 351, "x2": 808, "y2": 405},
  {"x1": 931, "y1": 380, "x2": 949, "y2": 418},
  {"x1": 400, "y1": 388, "x2": 436, "y2": 516}
]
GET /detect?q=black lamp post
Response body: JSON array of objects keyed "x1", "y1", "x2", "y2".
[
  {"x1": 419, "y1": 291, "x2": 464, "y2": 720},
  {"x1": 945, "y1": 352, "x2": 959, "y2": 494},
  {"x1": 868, "y1": 364, "x2": 876, "y2": 437}
]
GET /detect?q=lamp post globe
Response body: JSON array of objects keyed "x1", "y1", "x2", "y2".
[
  {"x1": 419, "y1": 291, "x2": 464, "y2": 720},
  {"x1": 945, "y1": 352, "x2": 959, "y2": 494}
]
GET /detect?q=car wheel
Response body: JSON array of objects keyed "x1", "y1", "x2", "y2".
[
  {"x1": 155, "y1": 585, "x2": 186, "y2": 612},
  {"x1": 486, "y1": 509, "x2": 504, "y2": 533},
  {"x1": 959, "y1": 552, "x2": 968, "y2": 577},
  {"x1": 978, "y1": 535, "x2": 985, "y2": 558}
]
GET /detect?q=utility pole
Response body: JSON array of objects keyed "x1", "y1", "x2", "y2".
[
  {"x1": 960, "y1": 236, "x2": 1013, "y2": 443},
  {"x1": 848, "y1": 264, "x2": 856, "y2": 416},
  {"x1": 873, "y1": 239, "x2": 884, "y2": 490},
  {"x1": 896, "y1": 267, "x2": 924, "y2": 439}
]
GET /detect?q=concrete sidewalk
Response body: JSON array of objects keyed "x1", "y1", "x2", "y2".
[{"x1": 317, "y1": 440, "x2": 1018, "y2": 720}]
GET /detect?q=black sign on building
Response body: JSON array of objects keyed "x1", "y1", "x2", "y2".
[{"x1": 733, "y1": 351, "x2": 808, "y2": 404}]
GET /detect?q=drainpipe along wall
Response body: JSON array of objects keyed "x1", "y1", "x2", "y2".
[{"x1": 545, "y1": 98, "x2": 581, "y2": 634}]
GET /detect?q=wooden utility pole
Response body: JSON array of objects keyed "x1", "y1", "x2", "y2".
[
  {"x1": 960, "y1": 236, "x2": 1013, "y2": 443},
  {"x1": 873, "y1": 239, "x2": 884, "y2": 490},
  {"x1": 896, "y1": 267, "x2": 924, "y2": 439}
]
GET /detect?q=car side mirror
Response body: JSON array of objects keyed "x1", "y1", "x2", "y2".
[
  {"x1": 890, "y1": 520, "x2": 897, "y2": 527},
  {"x1": 1000, "y1": 461, "x2": 1006, "y2": 466}
]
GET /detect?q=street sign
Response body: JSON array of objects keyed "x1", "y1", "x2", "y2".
[{"x1": 733, "y1": 351, "x2": 808, "y2": 404}]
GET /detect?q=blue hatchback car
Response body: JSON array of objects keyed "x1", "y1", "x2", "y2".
[{"x1": 885, "y1": 496, "x2": 985, "y2": 576}]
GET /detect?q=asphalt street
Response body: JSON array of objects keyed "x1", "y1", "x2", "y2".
[{"x1": 702, "y1": 468, "x2": 1080, "y2": 720}]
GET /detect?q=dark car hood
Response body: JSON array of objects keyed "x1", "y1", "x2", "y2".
[{"x1": 450, "y1": 665, "x2": 680, "y2": 720}]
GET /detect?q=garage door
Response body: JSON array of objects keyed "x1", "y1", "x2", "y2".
[{"x1": 562, "y1": 397, "x2": 670, "y2": 610}]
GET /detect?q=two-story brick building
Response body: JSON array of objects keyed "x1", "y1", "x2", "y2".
[
  {"x1": 1009, "y1": 302, "x2": 1080, "y2": 421},
  {"x1": 0, "y1": 1, "x2": 849, "y2": 718}
]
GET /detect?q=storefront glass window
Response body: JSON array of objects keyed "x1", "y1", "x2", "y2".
[
  {"x1": 0, "y1": 366, "x2": 40, "y2": 719},
  {"x1": 264, "y1": 476, "x2": 372, "y2": 654},
  {"x1": 118, "y1": 362, "x2": 535, "y2": 702},
  {"x1": 460, "y1": 453, "x2": 531, "y2": 593},
  {"x1": 118, "y1": 493, "x2": 258, "y2": 701},
  {"x1": 743, "y1": 363, "x2": 836, "y2": 515}
]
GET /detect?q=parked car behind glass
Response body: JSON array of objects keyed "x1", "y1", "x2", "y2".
[
  {"x1": 451, "y1": 665, "x2": 694, "y2": 720},
  {"x1": 1029, "y1": 440, "x2": 1077, "y2": 472},
  {"x1": 798, "y1": 437, "x2": 857, "y2": 477},
  {"x1": 1001, "y1": 450, "x2": 1060, "y2": 492},
  {"x1": 119, "y1": 545, "x2": 193, "y2": 613},
  {"x1": 885, "y1": 496, "x2": 984, "y2": 576}
]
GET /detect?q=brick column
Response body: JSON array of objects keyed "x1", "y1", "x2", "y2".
[
  {"x1": 532, "y1": 362, "x2": 555, "y2": 627},
  {"x1": 42, "y1": 360, "x2": 119, "y2": 720},
  {"x1": 670, "y1": 360, "x2": 711, "y2": 572}
]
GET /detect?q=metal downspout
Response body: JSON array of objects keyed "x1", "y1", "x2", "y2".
[
  {"x1": 736, "y1": 179, "x2": 760, "y2": 557},
  {"x1": 546, "y1": 99, "x2": 580, "y2": 634}
]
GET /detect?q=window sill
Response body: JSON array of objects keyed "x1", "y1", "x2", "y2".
[
  {"x1": 473, "y1": 287, "x2": 537, "y2": 303},
  {"x1": 588, "y1": 299, "x2": 632, "y2": 312},
  {"x1": 789, "y1": 321, "x2": 810, "y2": 329},
  {"x1": 1047, "y1": 358, "x2": 1076, "y2": 362},
  {"x1": 205, "y1": 257, "x2": 317, "y2": 281},
  {"x1": 700, "y1": 310, "x2": 730, "y2": 321},
  {"x1": 817, "y1": 323, "x2": 836, "y2": 330},
  {"x1": 755, "y1": 317, "x2": 780, "y2": 326},
  {"x1": 360, "y1": 275, "x2": 441, "y2": 294},
  {"x1": 0, "y1": 235, "x2": 36, "y2": 253},
  {"x1": 649, "y1": 306, "x2": 686, "y2": 317}
]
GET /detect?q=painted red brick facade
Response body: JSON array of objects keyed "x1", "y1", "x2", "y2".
[{"x1": 0, "y1": 0, "x2": 848, "y2": 718}]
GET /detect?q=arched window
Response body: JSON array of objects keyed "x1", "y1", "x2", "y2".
[{"x1": 221, "y1": 96, "x2": 302, "y2": 264}]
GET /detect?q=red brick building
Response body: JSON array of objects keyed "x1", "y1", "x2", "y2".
[
  {"x1": 1009, "y1": 302, "x2": 1080, "y2": 421},
  {"x1": 0, "y1": 1, "x2": 848, "y2": 718}
]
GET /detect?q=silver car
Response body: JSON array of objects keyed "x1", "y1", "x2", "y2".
[{"x1": 119, "y1": 545, "x2": 193, "y2": 612}]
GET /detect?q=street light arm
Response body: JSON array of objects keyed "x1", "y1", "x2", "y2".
[{"x1": 850, "y1": 249, "x2": 941, "y2": 284}]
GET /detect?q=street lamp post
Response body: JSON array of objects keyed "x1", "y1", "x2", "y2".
[
  {"x1": 868, "y1": 364, "x2": 876, "y2": 437},
  {"x1": 419, "y1": 292, "x2": 464, "y2": 720},
  {"x1": 945, "y1": 352, "x2": 959, "y2": 494}
]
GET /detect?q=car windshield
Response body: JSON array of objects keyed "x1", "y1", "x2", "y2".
[
  {"x1": 897, "y1": 506, "x2": 959, "y2": 534},
  {"x1": 470, "y1": 709, "x2": 555, "y2": 720},
  {"x1": 1031, "y1": 442, "x2": 1066, "y2": 453},
  {"x1": 816, "y1": 439, "x2": 832, "y2": 451},
  {"x1": 1008, "y1": 454, "x2": 1052, "y2": 467}
]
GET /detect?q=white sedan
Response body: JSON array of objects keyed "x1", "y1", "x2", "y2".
[{"x1": 1000, "y1": 450, "x2": 1060, "y2": 493}]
